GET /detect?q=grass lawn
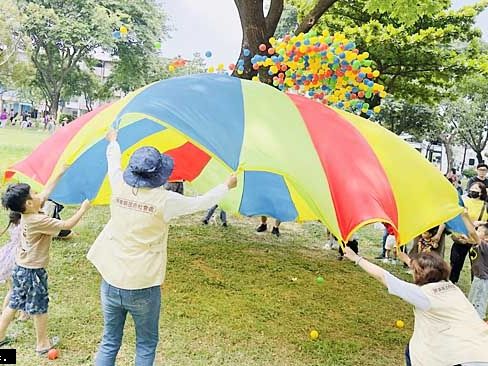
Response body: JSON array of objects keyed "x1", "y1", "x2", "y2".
[{"x1": 0, "y1": 127, "x2": 473, "y2": 365}]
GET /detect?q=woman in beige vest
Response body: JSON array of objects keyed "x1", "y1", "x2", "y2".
[
  {"x1": 343, "y1": 246, "x2": 488, "y2": 366},
  {"x1": 88, "y1": 130, "x2": 237, "y2": 366}
]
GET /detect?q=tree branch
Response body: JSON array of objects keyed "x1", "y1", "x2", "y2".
[
  {"x1": 295, "y1": 0, "x2": 339, "y2": 35},
  {"x1": 265, "y1": 0, "x2": 284, "y2": 38}
]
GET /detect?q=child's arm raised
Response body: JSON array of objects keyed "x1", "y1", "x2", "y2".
[
  {"x1": 38, "y1": 165, "x2": 69, "y2": 204},
  {"x1": 105, "y1": 129, "x2": 122, "y2": 187},
  {"x1": 60, "y1": 199, "x2": 91, "y2": 230}
]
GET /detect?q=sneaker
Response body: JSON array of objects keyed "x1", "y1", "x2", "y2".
[
  {"x1": 271, "y1": 227, "x2": 280, "y2": 237},
  {"x1": 256, "y1": 224, "x2": 267, "y2": 233},
  {"x1": 202, "y1": 219, "x2": 209, "y2": 225},
  {"x1": 337, "y1": 255, "x2": 344, "y2": 261},
  {"x1": 382, "y1": 258, "x2": 389, "y2": 264},
  {"x1": 222, "y1": 222, "x2": 228, "y2": 227}
]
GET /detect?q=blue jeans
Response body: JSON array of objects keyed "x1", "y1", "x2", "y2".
[{"x1": 95, "y1": 280, "x2": 161, "y2": 366}]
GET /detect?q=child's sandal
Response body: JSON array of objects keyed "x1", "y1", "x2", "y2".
[{"x1": 35, "y1": 336, "x2": 60, "y2": 356}]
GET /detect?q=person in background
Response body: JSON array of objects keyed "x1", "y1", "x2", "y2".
[
  {"x1": 0, "y1": 109, "x2": 8, "y2": 128},
  {"x1": 450, "y1": 182, "x2": 488, "y2": 283},
  {"x1": 467, "y1": 163, "x2": 488, "y2": 192},
  {"x1": 256, "y1": 216, "x2": 281, "y2": 237},
  {"x1": 202, "y1": 205, "x2": 227, "y2": 227}
]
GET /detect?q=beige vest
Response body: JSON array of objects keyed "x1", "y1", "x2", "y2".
[
  {"x1": 87, "y1": 181, "x2": 170, "y2": 290},
  {"x1": 410, "y1": 281, "x2": 488, "y2": 366}
]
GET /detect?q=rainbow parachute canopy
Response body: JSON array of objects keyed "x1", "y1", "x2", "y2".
[{"x1": 5, "y1": 74, "x2": 461, "y2": 244}]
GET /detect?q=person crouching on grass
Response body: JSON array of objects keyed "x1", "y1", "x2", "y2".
[
  {"x1": 342, "y1": 236, "x2": 488, "y2": 366},
  {"x1": 0, "y1": 168, "x2": 90, "y2": 356}
]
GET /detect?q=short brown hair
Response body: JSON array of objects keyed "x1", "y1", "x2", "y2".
[{"x1": 411, "y1": 252, "x2": 450, "y2": 286}]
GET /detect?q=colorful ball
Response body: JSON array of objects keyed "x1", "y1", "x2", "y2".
[
  {"x1": 259, "y1": 43, "x2": 267, "y2": 52},
  {"x1": 47, "y1": 349, "x2": 59, "y2": 360},
  {"x1": 396, "y1": 320, "x2": 405, "y2": 329},
  {"x1": 205, "y1": 51, "x2": 212, "y2": 58},
  {"x1": 309, "y1": 330, "x2": 319, "y2": 340}
]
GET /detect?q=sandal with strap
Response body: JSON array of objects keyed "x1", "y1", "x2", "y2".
[
  {"x1": 0, "y1": 336, "x2": 14, "y2": 347},
  {"x1": 36, "y1": 336, "x2": 60, "y2": 356}
]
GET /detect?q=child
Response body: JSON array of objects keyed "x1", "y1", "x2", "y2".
[
  {"x1": 383, "y1": 224, "x2": 398, "y2": 264},
  {"x1": 460, "y1": 212, "x2": 488, "y2": 319},
  {"x1": 417, "y1": 227, "x2": 439, "y2": 254},
  {"x1": 0, "y1": 174, "x2": 90, "y2": 356},
  {"x1": 0, "y1": 212, "x2": 22, "y2": 312}
]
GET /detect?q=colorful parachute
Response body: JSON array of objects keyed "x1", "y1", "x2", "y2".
[{"x1": 4, "y1": 74, "x2": 461, "y2": 244}]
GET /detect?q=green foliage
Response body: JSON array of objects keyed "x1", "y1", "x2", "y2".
[
  {"x1": 364, "y1": 0, "x2": 449, "y2": 26},
  {"x1": 463, "y1": 168, "x2": 477, "y2": 178},
  {"x1": 62, "y1": 67, "x2": 108, "y2": 111},
  {"x1": 274, "y1": 3, "x2": 298, "y2": 38},
  {"x1": 58, "y1": 112, "x2": 76, "y2": 123},
  {"x1": 19, "y1": 0, "x2": 116, "y2": 115},
  {"x1": 103, "y1": 0, "x2": 167, "y2": 93},
  {"x1": 374, "y1": 97, "x2": 438, "y2": 138},
  {"x1": 297, "y1": 0, "x2": 488, "y2": 104},
  {"x1": 15, "y1": 0, "x2": 167, "y2": 115},
  {"x1": 0, "y1": 0, "x2": 27, "y2": 87}
]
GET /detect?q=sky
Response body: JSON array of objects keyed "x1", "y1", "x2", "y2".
[{"x1": 160, "y1": 0, "x2": 488, "y2": 67}]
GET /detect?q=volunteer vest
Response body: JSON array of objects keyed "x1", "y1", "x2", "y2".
[
  {"x1": 87, "y1": 181, "x2": 170, "y2": 290},
  {"x1": 410, "y1": 281, "x2": 488, "y2": 366}
]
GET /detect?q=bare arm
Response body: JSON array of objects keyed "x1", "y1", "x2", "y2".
[
  {"x1": 38, "y1": 165, "x2": 68, "y2": 204},
  {"x1": 61, "y1": 200, "x2": 91, "y2": 230},
  {"x1": 343, "y1": 247, "x2": 388, "y2": 287}
]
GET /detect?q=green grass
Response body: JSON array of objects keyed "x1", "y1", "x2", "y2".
[{"x1": 0, "y1": 127, "x2": 473, "y2": 365}]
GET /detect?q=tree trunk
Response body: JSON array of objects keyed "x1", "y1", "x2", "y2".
[
  {"x1": 444, "y1": 141, "x2": 454, "y2": 174},
  {"x1": 233, "y1": 0, "x2": 334, "y2": 82},
  {"x1": 476, "y1": 150, "x2": 484, "y2": 164},
  {"x1": 49, "y1": 90, "x2": 61, "y2": 119},
  {"x1": 461, "y1": 145, "x2": 467, "y2": 172},
  {"x1": 233, "y1": 0, "x2": 271, "y2": 80}
]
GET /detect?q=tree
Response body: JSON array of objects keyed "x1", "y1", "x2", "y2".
[
  {"x1": 62, "y1": 68, "x2": 108, "y2": 112},
  {"x1": 19, "y1": 0, "x2": 115, "y2": 118},
  {"x1": 103, "y1": 0, "x2": 168, "y2": 94},
  {"x1": 448, "y1": 76, "x2": 488, "y2": 164},
  {"x1": 0, "y1": 0, "x2": 24, "y2": 69},
  {"x1": 18, "y1": 0, "x2": 166, "y2": 118},
  {"x1": 374, "y1": 98, "x2": 438, "y2": 138},
  {"x1": 312, "y1": 0, "x2": 488, "y2": 104},
  {"x1": 232, "y1": 0, "x2": 449, "y2": 80}
]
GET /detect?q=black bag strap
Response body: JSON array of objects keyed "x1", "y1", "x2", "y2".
[{"x1": 478, "y1": 201, "x2": 487, "y2": 222}]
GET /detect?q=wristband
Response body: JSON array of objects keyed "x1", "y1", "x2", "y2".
[{"x1": 355, "y1": 256, "x2": 363, "y2": 266}]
